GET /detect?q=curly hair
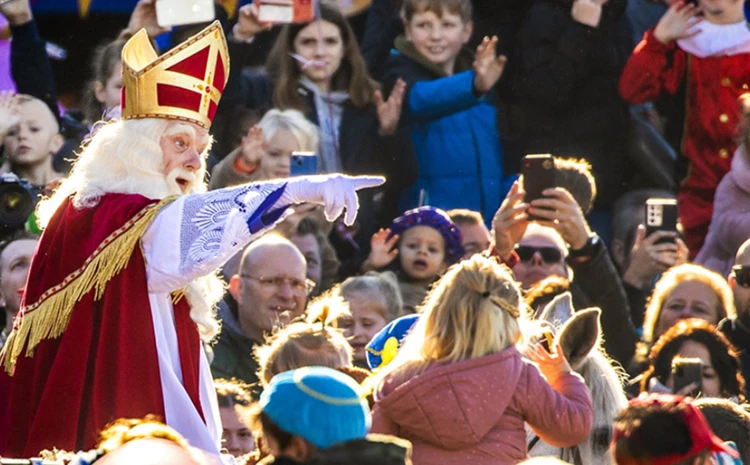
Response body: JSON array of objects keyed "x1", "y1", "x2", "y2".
[{"x1": 640, "y1": 319, "x2": 745, "y2": 402}]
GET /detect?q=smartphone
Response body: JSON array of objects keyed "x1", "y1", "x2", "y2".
[
  {"x1": 522, "y1": 154, "x2": 556, "y2": 221},
  {"x1": 156, "y1": 0, "x2": 216, "y2": 28},
  {"x1": 672, "y1": 357, "x2": 703, "y2": 395},
  {"x1": 257, "y1": 0, "x2": 314, "y2": 24},
  {"x1": 290, "y1": 152, "x2": 319, "y2": 177},
  {"x1": 645, "y1": 198, "x2": 678, "y2": 244}
]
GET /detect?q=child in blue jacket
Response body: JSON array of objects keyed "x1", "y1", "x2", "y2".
[{"x1": 382, "y1": 0, "x2": 513, "y2": 223}]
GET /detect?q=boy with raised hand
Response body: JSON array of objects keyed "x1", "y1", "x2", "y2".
[
  {"x1": 381, "y1": 0, "x2": 510, "y2": 224},
  {"x1": 620, "y1": 0, "x2": 750, "y2": 259}
]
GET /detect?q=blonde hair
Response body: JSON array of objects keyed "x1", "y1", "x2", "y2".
[
  {"x1": 642, "y1": 264, "x2": 736, "y2": 343},
  {"x1": 256, "y1": 296, "x2": 353, "y2": 386},
  {"x1": 339, "y1": 271, "x2": 403, "y2": 322},
  {"x1": 258, "y1": 108, "x2": 319, "y2": 152},
  {"x1": 372, "y1": 255, "x2": 527, "y2": 391}
]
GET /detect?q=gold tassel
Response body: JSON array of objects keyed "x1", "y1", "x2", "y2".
[{"x1": 1, "y1": 197, "x2": 175, "y2": 374}]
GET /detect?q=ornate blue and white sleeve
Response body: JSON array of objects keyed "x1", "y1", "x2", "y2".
[{"x1": 142, "y1": 182, "x2": 289, "y2": 293}]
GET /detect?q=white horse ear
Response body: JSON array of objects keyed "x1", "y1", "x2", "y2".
[
  {"x1": 557, "y1": 308, "x2": 602, "y2": 369},
  {"x1": 538, "y1": 292, "x2": 575, "y2": 330}
]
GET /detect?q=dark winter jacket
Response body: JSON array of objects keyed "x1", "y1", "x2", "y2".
[
  {"x1": 509, "y1": 0, "x2": 634, "y2": 207},
  {"x1": 382, "y1": 37, "x2": 513, "y2": 223}
]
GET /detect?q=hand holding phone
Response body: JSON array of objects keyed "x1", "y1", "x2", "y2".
[
  {"x1": 522, "y1": 154, "x2": 556, "y2": 221},
  {"x1": 671, "y1": 357, "x2": 702, "y2": 396}
]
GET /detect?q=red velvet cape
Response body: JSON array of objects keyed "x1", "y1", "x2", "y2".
[{"x1": 0, "y1": 193, "x2": 203, "y2": 457}]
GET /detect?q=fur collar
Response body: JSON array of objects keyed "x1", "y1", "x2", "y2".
[{"x1": 678, "y1": 20, "x2": 750, "y2": 58}]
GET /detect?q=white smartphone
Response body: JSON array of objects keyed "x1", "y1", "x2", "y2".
[
  {"x1": 257, "y1": 0, "x2": 295, "y2": 23},
  {"x1": 156, "y1": 0, "x2": 216, "y2": 28}
]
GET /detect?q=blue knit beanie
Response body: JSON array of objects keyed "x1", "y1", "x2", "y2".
[{"x1": 260, "y1": 366, "x2": 371, "y2": 449}]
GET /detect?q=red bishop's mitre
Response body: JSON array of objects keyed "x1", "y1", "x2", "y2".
[{"x1": 120, "y1": 21, "x2": 229, "y2": 130}]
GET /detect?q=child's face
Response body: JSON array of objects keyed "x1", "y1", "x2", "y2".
[
  {"x1": 95, "y1": 61, "x2": 123, "y2": 111},
  {"x1": 399, "y1": 225, "x2": 448, "y2": 283},
  {"x1": 698, "y1": 0, "x2": 744, "y2": 23},
  {"x1": 3, "y1": 100, "x2": 62, "y2": 167},
  {"x1": 405, "y1": 9, "x2": 472, "y2": 74},
  {"x1": 338, "y1": 291, "x2": 389, "y2": 362},
  {"x1": 258, "y1": 128, "x2": 300, "y2": 180}
]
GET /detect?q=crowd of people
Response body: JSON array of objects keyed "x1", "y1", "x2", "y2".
[{"x1": 1, "y1": 0, "x2": 750, "y2": 462}]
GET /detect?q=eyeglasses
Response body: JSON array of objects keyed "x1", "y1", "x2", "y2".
[
  {"x1": 241, "y1": 275, "x2": 316, "y2": 296},
  {"x1": 733, "y1": 266, "x2": 750, "y2": 288},
  {"x1": 515, "y1": 245, "x2": 563, "y2": 264}
]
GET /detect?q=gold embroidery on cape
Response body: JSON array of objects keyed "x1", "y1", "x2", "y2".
[{"x1": 1, "y1": 196, "x2": 177, "y2": 374}]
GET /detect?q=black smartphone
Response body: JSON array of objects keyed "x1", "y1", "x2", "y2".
[
  {"x1": 645, "y1": 198, "x2": 678, "y2": 244},
  {"x1": 672, "y1": 358, "x2": 703, "y2": 395},
  {"x1": 522, "y1": 154, "x2": 556, "y2": 221}
]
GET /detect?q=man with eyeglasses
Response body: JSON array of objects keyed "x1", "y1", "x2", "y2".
[
  {"x1": 212, "y1": 234, "x2": 312, "y2": 393},
  {"x1": 719, "y1": 238, "x2": 750, "y2": 398}
]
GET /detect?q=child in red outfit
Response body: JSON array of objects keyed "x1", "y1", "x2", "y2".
[{"x1": 619, "y1": 0, "x2": 750, "y2": 258}]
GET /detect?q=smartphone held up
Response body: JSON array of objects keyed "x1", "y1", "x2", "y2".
[
  {"x1": 671, "y1": 357, "x2": 703, "y2": 396},
  {"x1": 257, "y1": 0, "x2": 314, "y2": 24},
  {"x1": 522, "y1": 154, "x2": 556, "y2": 221},
  {"x1": 156, "y1": 0, "x2": 216, "y2": 28},
  {"x1": 645, "y1": 198, "x2": 679, "y2": 244}
]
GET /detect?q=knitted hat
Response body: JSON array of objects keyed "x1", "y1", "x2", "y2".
[
  {"x1": 260, "y1": 366, "x2": 371, "y2": 449},
  {"x1": 365, "y1": 314, "x2": 420, "y2": 370},
  {"x1": 389, "y1": 207, "x2": 464, "y2": 264}
]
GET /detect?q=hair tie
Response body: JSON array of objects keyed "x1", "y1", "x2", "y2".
[{"x1": 481, "y1": 291, "x2": 490, "y2": 298}]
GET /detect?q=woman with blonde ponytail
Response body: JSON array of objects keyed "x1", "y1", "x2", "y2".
[{"x1": 370, "y1": 255, "x2": 594, "y2": 465}]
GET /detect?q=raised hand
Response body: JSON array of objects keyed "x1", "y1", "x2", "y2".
[
  {"x1": 0, "y1": 0, "x2": 32, "y2": 25},
  {"x1": 473, "y1": 36, "x2": 507, "y2": 95},
  {"x1": 571, "y1": 0, "x2": 607, "y2": 28},
  {"x1": 282, "y1": 174, "x2": 386, "y2": 225},
  {"x1": 126, "y1": 0, "x2": 171, "y2": 37},
  {"x1": 491, "y1": 180, "x2": 529, "y2": 260},
  {"x1": 654, "y1": 1, "x2": 702, "y2": 44},
  {"x1": 526, "y1": 343, "x2": 573, "y2": 384},
  {"x1": 0, "y1": 91, "x2": 19, "y2": 138},
  {"x1": 375, "y1": 78, "x2": 406, "y2": 135},
  {"x1": 622, "y1": 225, "x2": 687, "y2": 290},
  {"x1": 239, "y1": 125, "x2": 266, "y2": 168},
  {"x1": 364, "y1": 228, "x2": 399, "y2": 271},
  {"x1": 233, "y1": 3, "x2": 273, "y2": 42},
  {"x1": 528, "y1": 188, "x2": 592, "y2": 250}
]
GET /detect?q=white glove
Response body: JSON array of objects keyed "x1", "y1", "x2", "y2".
[{"x1": 280, "y1": 174, "x2": 385, "y2": 226}]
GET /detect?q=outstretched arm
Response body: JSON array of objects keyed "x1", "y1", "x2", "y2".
[{"x1": 142, "y1": 175, "x2": 384, "y2": 292}]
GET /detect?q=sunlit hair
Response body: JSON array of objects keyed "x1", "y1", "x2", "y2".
[
  {"x1": 641, "y1": 318, "x2": 745, "y2": 402},
  {"x1": 37, "y1": 118, "x2": 210, "y2": 228},
  {"x1": 96, "y1": 416, "x2": 205, "y2": 465},
  {"x1": 339, "y1": 271, "x2": 403, "y2": 323},
  {"x1": 258, "y1": 108, "x2": 319, "y2": 152},
  {"x1": 265, "y1": 1, "x2": 378, "y2": 111},
  {"x1": 214, "y1": 378, "x2": 253, "y2": 408},
  {"x1": 12, "y1": 94, "x2": 60, "y2": 133},
  {"x1": 642, "y1": 264, "x2": 736, "y2": 344},
  {"x1": 739, "y1": 93, "x2": 750, "y2": 158},
  {"x1": 446, "y1": 208, "x2": 484, "y2": 227},
  {"x1": 254, "y1": 318, "x2": 352, "y2": 387},
  {"x1": 371, "y1": 255, "x2": 528, "y2": 393}
]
